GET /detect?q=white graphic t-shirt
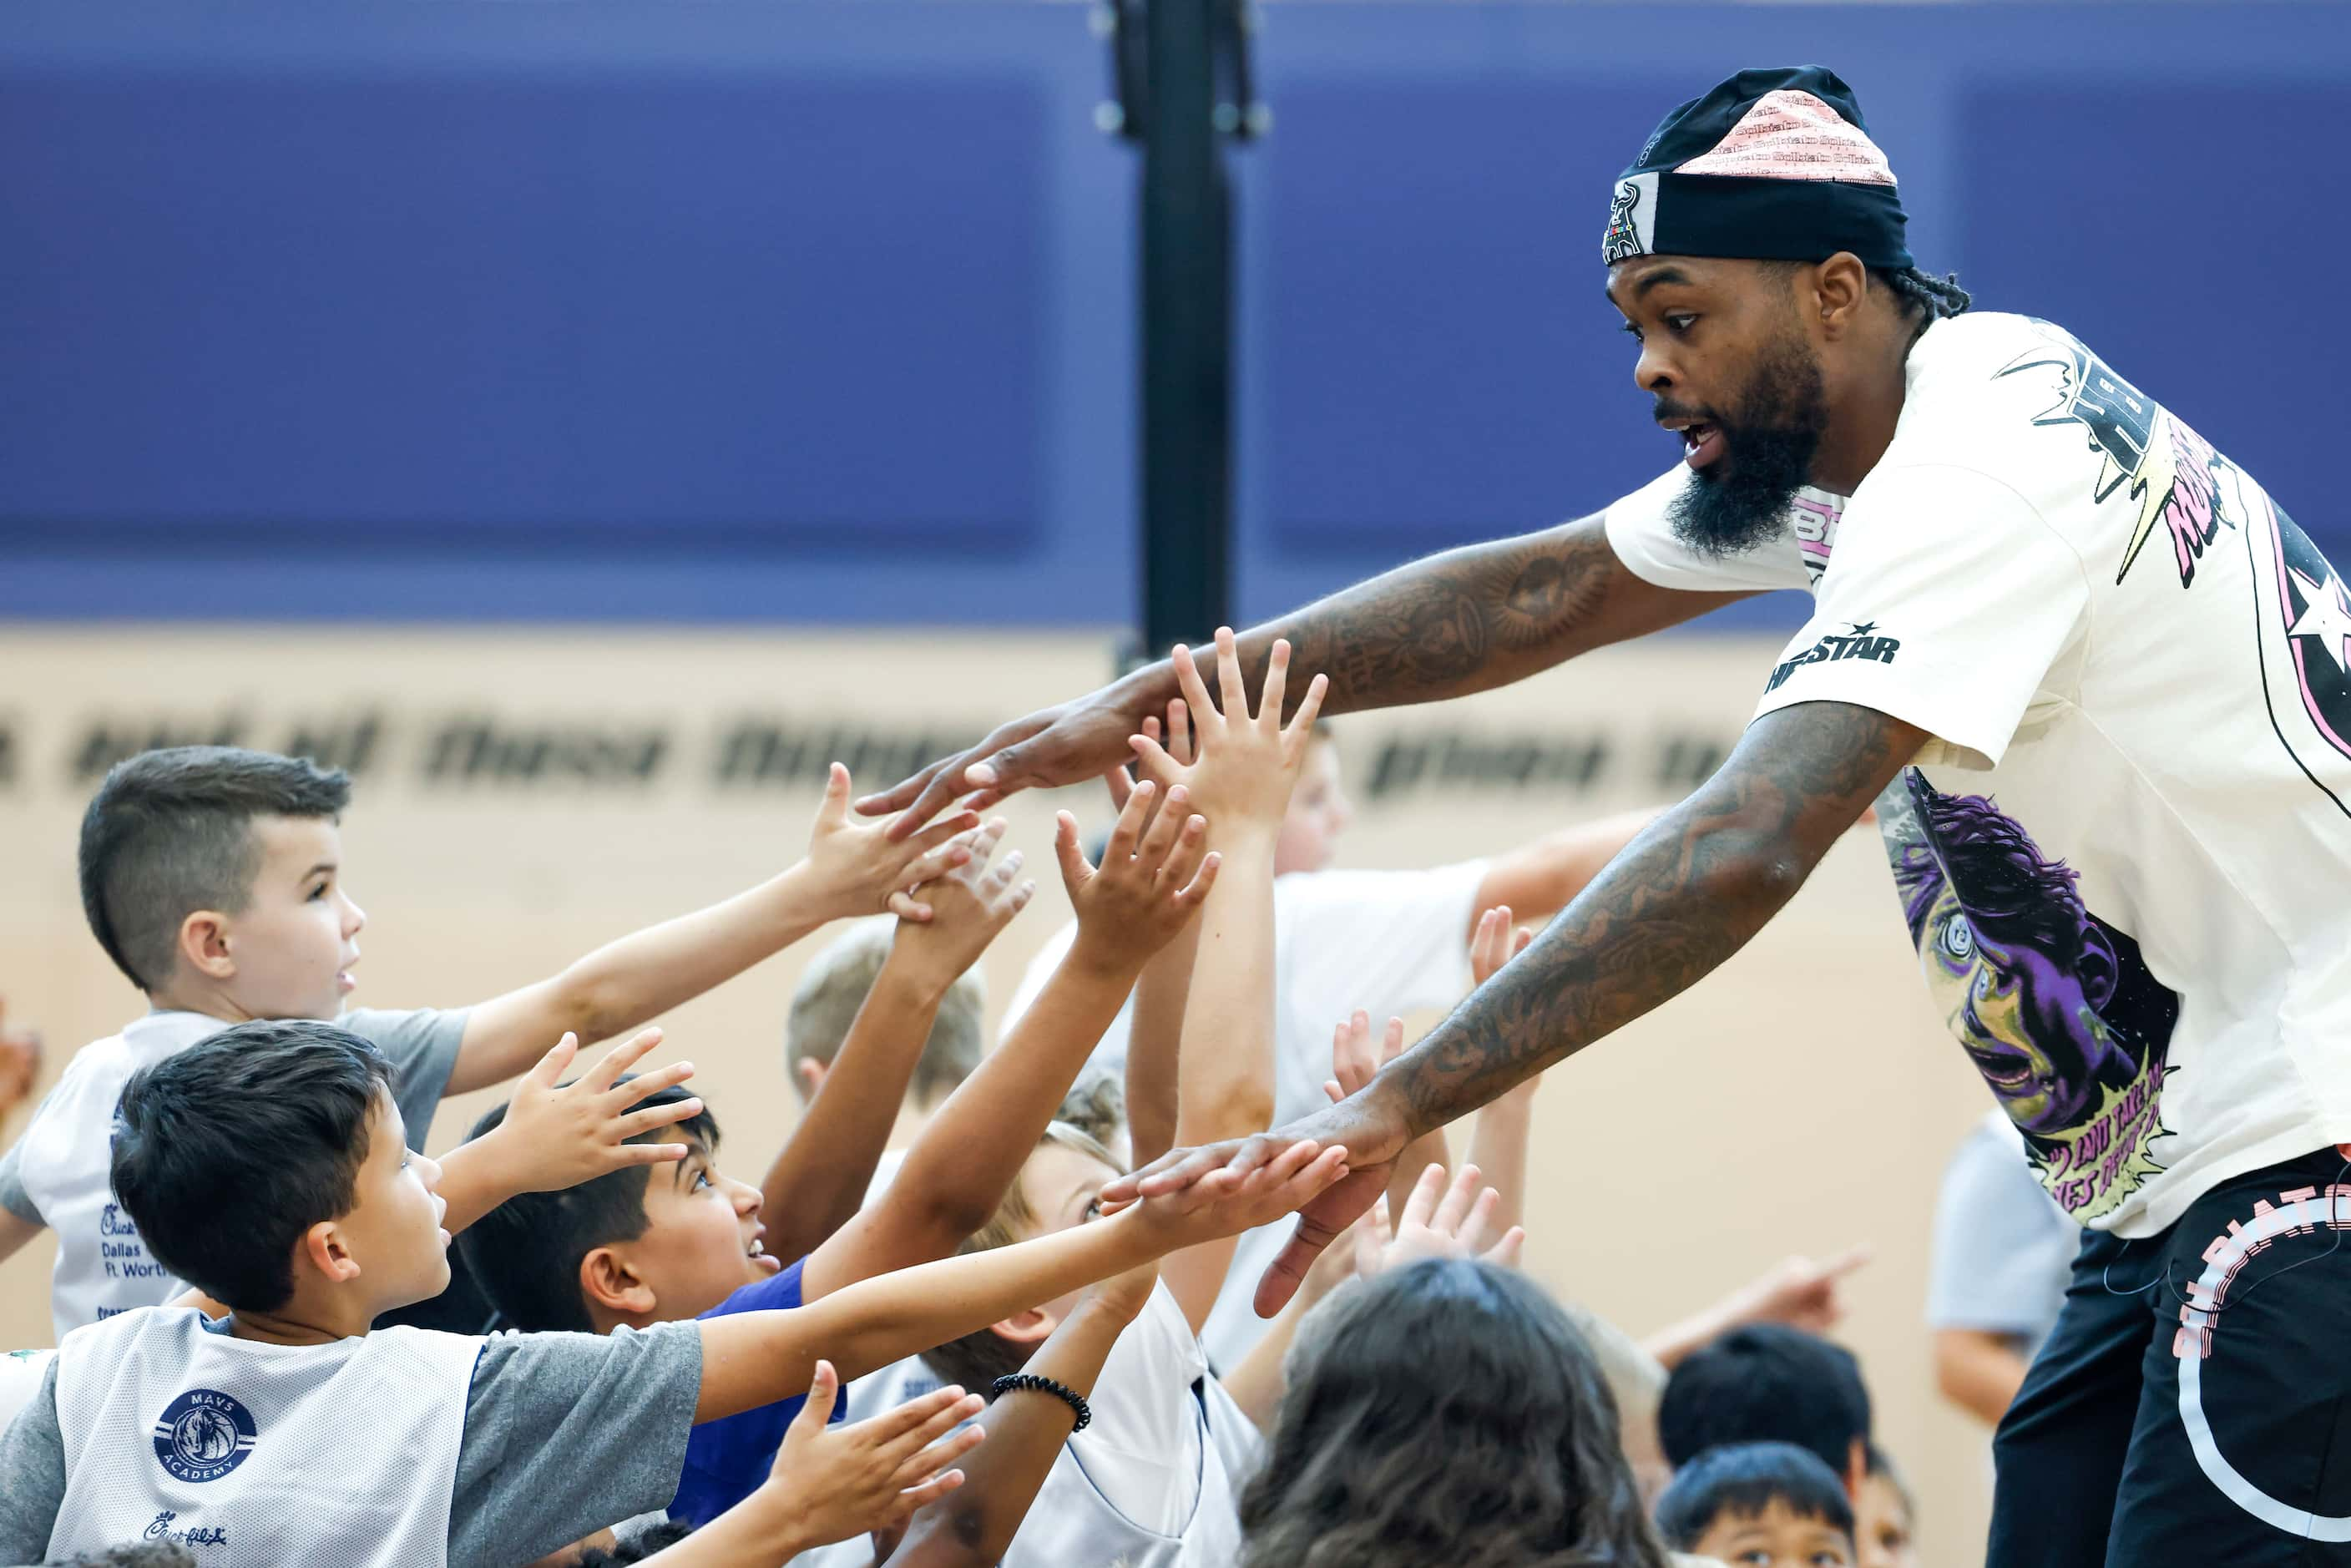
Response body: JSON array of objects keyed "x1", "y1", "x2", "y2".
[
  {"x1": 3, "y1": 1006, "x2": 465, "y2": 1341},
  {"x1": 1606, "y1": 311, "x2": 2351, "y2": 1237}
]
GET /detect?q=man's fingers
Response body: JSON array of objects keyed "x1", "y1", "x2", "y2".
[
  {"x1": 1251, "y1": 632, "x2": 1287, "y2": 729},
  {"x1": 613, "y1": 1096, "x2": 705, "y2": 1139},
  {"x1": 527, "y1": 1031, "x2": 581, "y2": 1091},
  {"x1": 1125, "y1": 1141, "x2": 1239, "y2": 1199},
  {"x1": 585, "y1": 1027, "x2": 664, "y2": 1092},
  {"x1": 856, "y1": 754, "x2": 949, "y2": 818}
]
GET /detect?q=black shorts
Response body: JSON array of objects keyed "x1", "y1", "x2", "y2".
[{"x1": 1990, "y1": 1146, "x2": 2351, "y2": 1567}]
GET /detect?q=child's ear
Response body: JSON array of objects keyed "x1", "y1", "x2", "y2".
[
  {"x1": 794, "y1": 1059, "x2": 827, "y2": 1103},
  {"x1": 179, "y1": 909, "x2": 238, "y2": 984},
  {"x1": 580, "y1": 1246, "x2": 660, "y2": 1321},
  {"x1": 301, "y1": 1219, "x2": 363, "y2": 1288},
  {"x1": 992, "y1": 1306, "x2": 1059, "y2": 1347}
]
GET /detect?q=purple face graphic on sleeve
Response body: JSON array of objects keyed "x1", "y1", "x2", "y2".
[{"x1": 1882, "y1": 771, "x2": 2177, "y2": 1220}]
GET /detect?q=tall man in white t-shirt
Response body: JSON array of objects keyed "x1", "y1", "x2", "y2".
[{"x1": 863, "y1": 64, "x2": 2351, "y2": 1567}]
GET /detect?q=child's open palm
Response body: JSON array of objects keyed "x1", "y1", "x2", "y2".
[
  {"x1": 493, "y1": 1027, "x2": 705, "y2": 1194},
  {"x1": 764, "y1": 1361, "x2": 988, "y2": 1549},
  {"x1": 804, "y1": 762, "x2": 986, "y2": 923},
  {"x1": 887, "y1": 819, "x2": 1035, "y2": 988},
  {"x1": 1054, "y1": 769, "x2": 1221, "y2": 971},
  {"x1": 1351, "y1": 1161, "x2": 1524, "y2": 1277},
  {"x1": 1128, "y1": 628, "x2": 1327, "y2": 826}
]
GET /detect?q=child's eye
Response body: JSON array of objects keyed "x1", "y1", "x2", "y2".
[
  {"x1": 694, "y1": 1171, "x2": 713, "y2": 1193},
  {"x1": 306, "y1": 882, "x2": 328, "y2": 902},
  {"x1": 1084, "y1": 1198, "x2": 1104, "y2": 1222}
]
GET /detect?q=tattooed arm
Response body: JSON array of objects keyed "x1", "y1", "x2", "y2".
[
  {"x1": 859, "y1": 515, "x2": 1751, "y2": 832},
  {"x1": 1103, "y1": 699, "x2": 1924, "y2": 1317}
]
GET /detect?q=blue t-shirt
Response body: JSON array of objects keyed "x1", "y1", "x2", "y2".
[{"x1": 670, "y1": 1258, "x2": 842, "y2": 1525}]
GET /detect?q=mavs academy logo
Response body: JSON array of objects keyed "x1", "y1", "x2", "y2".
[{"x1": 152, "y1": 1389, "x2": 257, "y2": 1483}]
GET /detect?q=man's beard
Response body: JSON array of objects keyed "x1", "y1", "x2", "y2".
[{"x1": 1665, "y1": 331, "x2": 1829, "y2": 559}]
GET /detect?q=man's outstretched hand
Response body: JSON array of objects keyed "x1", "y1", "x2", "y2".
[
  {"x1": 1097, "y1": 1090, "x2": 1413, "y2": 1319},
  {"x1": 853, "y1": 677, "x2": 1157, "y2": 840}
]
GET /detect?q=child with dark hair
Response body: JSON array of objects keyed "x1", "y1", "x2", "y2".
[
  {"x1": 1654, "y1": 1442, "x2": 1857, "y2": 1567},
  {"x1": 0, "y1": 1020, "x2": 1344, "y2": 1565},
  {"x1": 465, "y1": 784, "x2": 1221, "y2": 1530},
  {"x1": 1658, "y1": 1325, "x2": 1873, "y2": 1496},
  {"x1": 1853, "y1": 1442, "x2": 1919, "y2": 1568},
  {"x1": 0, "y1": 745, "x2": 980, "y2": 1339},
  {"x1": 1238, "y1": 1257, "x2": 1670, "y2": 1568}
]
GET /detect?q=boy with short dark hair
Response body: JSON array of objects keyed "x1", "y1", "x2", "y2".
[
  {"x1": 0, "y1": 745, "x2": 978, "y2": 1339},
  {"x1": 1658, "y1": 1324, "x2": 1873, "y2": 1496},
  {"x1": 465, "y1": 786, "x2": 1223, "y2": 1526},
  {"x1": 1654, "y1": 1442, "x2": 1858, "y2": 1567},
  {"x1": 0, "y1": 1022, "x2": 1345, "y2": 1566}
]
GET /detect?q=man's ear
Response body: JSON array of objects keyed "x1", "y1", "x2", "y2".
[
  {"x1": 992, "y1": 1306, "x2": 1059, "y2": 1347},
  {"x1": 301, "y1": 1218, "x2": 362, "y2": 1288},
  {"x1": 794, "y1": 1059, "x2": 827, "y2": 1105},
  {"x1": 1812, "y1": 251, "x2": 1869, "y2": 338},
  {"x1": 581, "y1": 1246, "x2": 659, "y2": 1323},
  {"x1": 179, "y1": 909, "x2": 238, "y2": 984}
]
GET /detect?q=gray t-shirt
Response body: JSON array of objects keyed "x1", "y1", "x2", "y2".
[
  {"x1": 0, "y1": 1316, "x2": 700, "y2": 1565},
  {"x1": 1926, "y1": 1114, "x2": 2081, "y2": 1357},
  {"x1": 0, "y1": 1005, "x2": 467, "y2": 1226}
]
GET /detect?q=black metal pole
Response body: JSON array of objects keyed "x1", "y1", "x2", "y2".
[{"x1": 1137, "y1": 0, "x2": 1232, "y2": 659}]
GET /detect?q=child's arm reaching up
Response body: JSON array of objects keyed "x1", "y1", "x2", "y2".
[
  {"x1": 636, "y1": 1365, "x2": 986, "y2": 1568},
  {"x1": 796, "y1": 779, "x2": 1218, "y2": 1303},
  {"x1": 1118, "y1": 704, "x2": 1201, "y2": 1172},
  {"x1": 434, "y1": 1028, "x2": 704, "y2": 1234},
  {"x1": 1460, "y1": 907, "x2": 1541, "y2": 1237},
  {"x1": 694, "y1": 1140, "x2": 1348, "y2": 1424},
  {"x1": 446, "y1": 765, "x2": 983, "y2": 1095},
  {"x1": 881, "y1": 1264, "x2": 1160, "y2": 1567},
  {"x1": 759, "y1": 822, "x2": 1033, "y2": 1264},
  {"x1": 1126, "y1": 628, "x2": 1329, "y2": 1333}
]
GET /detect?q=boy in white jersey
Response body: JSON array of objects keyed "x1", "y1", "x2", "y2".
[
  {"x1": 0, "y1": 1019, "x2": 1347, "y2": 1566},
  {"x1": 872, "y1": 63, "x2": 2351, "y2": 1568},
  {"x1": 0, "y1": 745, "x2": 978, "y2": 1341}
]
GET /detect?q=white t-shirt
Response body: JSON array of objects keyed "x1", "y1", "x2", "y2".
[
  {"x1": 0, "y1": 1007, "x2": 466, "y2": 1343},
  {"x1": 1606, "y1": 310, "x2": 2351, "y2": 1237},
  {"x1": 1004, "y1": 862, "x2": 1487, "y2": 1367},
  {"x1": 809, "y1": 1282, "x2": 1261, "y2": 1568}
]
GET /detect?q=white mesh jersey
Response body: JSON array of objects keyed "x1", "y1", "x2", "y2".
[{"x1": 48, "y1": 1308, "x2": 478, "y2": 1567}]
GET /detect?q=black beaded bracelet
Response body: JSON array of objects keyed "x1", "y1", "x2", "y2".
[{"x1": 990, "y1": 1373, "x2": 1093, "y2": 1432}]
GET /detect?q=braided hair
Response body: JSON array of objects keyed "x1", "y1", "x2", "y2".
[{"x1": 1873, "y1": 266, "x2": 1972, "y2": 323}]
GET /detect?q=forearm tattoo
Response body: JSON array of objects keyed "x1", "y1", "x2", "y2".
[
  {"x1": 1265, "y1": 519, "x2": 1623, "y2": 715},
  {"x1": 1388, "y1": 701, "x2": 1917, "y2": 1131}
]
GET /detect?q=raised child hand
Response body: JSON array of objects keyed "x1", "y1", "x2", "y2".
[
  {"x1": 804, "y1": 762, "x2": 985, "y2": 923},
  {"x1": 1351, "y1": 1161, "x2": 1523, "y2": 1278},
  {"x1": 761, "y1": 1360, "x2": 988, "y2": 1549},
  {"x1": 1469, "y1": 905, "x2": 1536, "y2": 989},
  {"x1": 1324, "y1": 1010, "x2": 1450, "y2": 1186},
  {"x1": 1057, "y1": 772, "x2": 1221, "y2": 975},
  {"x1": 886, "y1": 819, "x2": 1035, "y2": 990},
  {"x1": 1128, "y1": 629, "x2": 1327, "y2": 827},
  {"x1": 488, "y1": 1027, "x2": 705, "y2": 1195}
]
